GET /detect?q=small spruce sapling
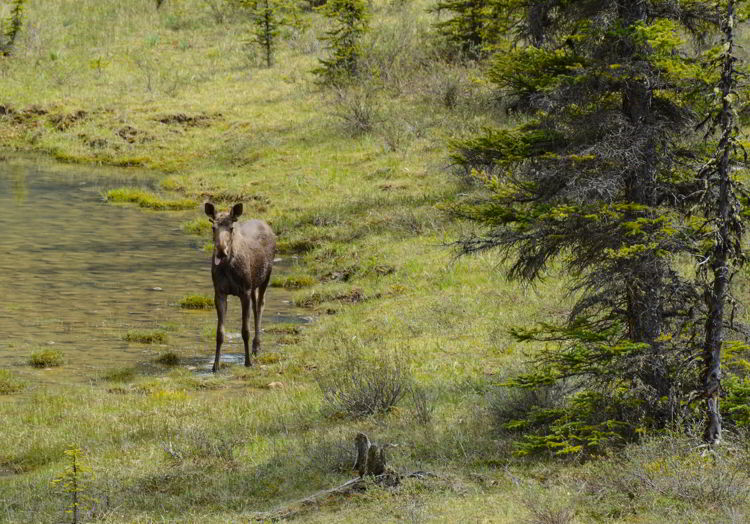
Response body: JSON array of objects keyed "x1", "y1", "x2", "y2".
[
  {"x1": 52, "y1": 447, "x2": 94, "y2": 524},
  {"x1": 239, "y1": 0, "x2": 301, "y2": 67},
  {"x1": 1, "y1": 0, "x2": 26, "y2": 57}
]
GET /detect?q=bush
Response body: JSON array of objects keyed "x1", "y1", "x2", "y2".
[
  {"x1": 316, "y1": 349, "x2": 411, "y2": 418},
  {"x1": 0, "y1": 369, "x2": 25, "y2": 394},
  {"x1": 330, "y1": 86, "x2": 380, "y2": 136},
  {"x1": 28, "y1": 349, "x2": 63, "y2": 368},
  {"x1": 155, "y1": 351, "x2": 180, "y2": 366}
]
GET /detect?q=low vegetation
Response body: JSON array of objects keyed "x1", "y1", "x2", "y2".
[
  {"x1": 1, "y1": 0, "x2": 749, "y2": 523},
  {"x1": 106, "y1": 188, "x2": 197, "y2": 210},
  {"x1": 177, "y1": 294, "x2": 214, "y2": 310},
  {"x1": 123, "y1": 330, "x2": 168, "y2": 344},
  {"x1": 28, "y1": 349, "x2": 64, "y2": 368},
  {"x1": 0, "y1": 369, "x2": 25, "y2": 394}
]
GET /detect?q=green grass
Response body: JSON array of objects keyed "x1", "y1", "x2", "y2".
[
  {"x1": 178, "y1": 294, "x2": 215, "y2": 310},
  {"x1": 106, "y1": 187, "x2": 197, "y2": 210},
  {"x1": 1, "y1": 0, "x2": 749, "y2": 522},
  {"x1": 271, "y1": 274, "x2": 317, "y2": 289},
  {"x1": 28, "y1": 349, "x2": 64, "y2": 368},
  {"x1": 0, "y1": 369, "x2": 25, "y2": 394},
  {"x1": 123, "y1": 330, "x2": 168, "y2": 344}
]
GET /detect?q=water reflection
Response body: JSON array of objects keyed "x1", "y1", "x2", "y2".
[{"x1": 0, "y1": 158, "x2": 303, "y2": 384}]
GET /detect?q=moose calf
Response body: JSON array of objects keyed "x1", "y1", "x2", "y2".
[{"x1": 204, "y1": 202, "x2": 276, "y2": 372}]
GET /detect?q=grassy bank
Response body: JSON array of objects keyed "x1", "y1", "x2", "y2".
[{"x1": 2, "y1": 1, "x2": 750, "y2": 522}]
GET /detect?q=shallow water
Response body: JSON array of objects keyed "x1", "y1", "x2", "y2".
[{"x1": 0, "y1": 158, "x2": 304, "y2": 384}]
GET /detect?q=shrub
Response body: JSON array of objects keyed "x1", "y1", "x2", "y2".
[
  {"x1": 0, "y1": 369, "x2": 25, "y2": 394},
  {"x1": 29, "y1": 349, "x2": 63, "y2": 368},
  {"x1": 155, "y1": 351, "x2": 180, "y2": 366},
  {"x1": 330, "y1": 86, "x2": 380, "y2": 136},
  {"x1": 124, "y1": 330, "x2": 168, "y2": 344},
  {"x1": 316, "y1": 350, "x2": 411, "y2": 417},
  {"x1": 581, "y1": 431, "x2": 750, "y2": 519},
  {"x1": 178, "y1": 294, "x2": 214, "y2": 310}
]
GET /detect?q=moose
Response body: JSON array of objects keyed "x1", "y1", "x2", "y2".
[{"x1": 204, "y1": 202, "x2": 276, "y2": 372}]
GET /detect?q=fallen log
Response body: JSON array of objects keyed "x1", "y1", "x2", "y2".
[{"x1": 252, "y1": 433, "x2": 436, "y2": 521}]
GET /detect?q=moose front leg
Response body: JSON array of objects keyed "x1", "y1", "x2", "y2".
[
  {"x1": 213, "y1": 293, "x2": 227, "y2": 372},
  {"x1": 240, "y1": 292, "x2": 253, "y2": 367}
]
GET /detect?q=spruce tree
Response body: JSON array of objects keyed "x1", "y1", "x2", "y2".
[
  {"x1": 1, "y1": 0, "x2": 26, "y2": 57},
  {"x1": 314, "y1": 0, "x2": 369, "y2": 85},
  {"x1": 251, "y1": 0, "x2": 280, "y2": 67},
  {"x1": 432, "y1": 0, "x2": 501, "y2": 59},
  {"x1": 452, "y1": 1, "x2": 745, "y2": 453}
]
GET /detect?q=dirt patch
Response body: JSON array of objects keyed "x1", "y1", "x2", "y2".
[
  {"x1": 117, "y1": 125, "x2": 154, "y2": 144},
  {"x1": 155, "y1": 112, "x2": 220, "y2": 127},
  {"x1": 49, "y1": 110, "x2": 87, "y2": 130}
]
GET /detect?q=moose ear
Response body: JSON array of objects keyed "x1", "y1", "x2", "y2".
[
  {"x1": 230, "y1": 203, "x2": 243, "y2": 221},
  {"x1": 204, "y1": 202, "x2": 216, "y2": 220}
]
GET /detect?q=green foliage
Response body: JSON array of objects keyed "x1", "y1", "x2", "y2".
[
  {"x1": 0, "y1": 369, "x2": 25, "y2": 394},
  {"x1": 451, "y1": 0, "x2": 741, "y2": 453},
  {"x1": 431, "y1": 0, "x2": 502, "y2": 59},
  {"x1": 52, "y1": 447, "x2": 94, "y2": 524},
  {"x1": 29, "y1": 349, "x2": 64, "y2": 368},
  {"x1": 1, "y1": 0, "x2": 25, "y2": 57},
  {"x1": 313, "y1": 0, "x2": 369, "y2": 85}
]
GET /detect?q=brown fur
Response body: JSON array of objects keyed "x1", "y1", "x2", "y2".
[{"x1": 204, "y1": 202, "x2": 276, "y2": 372}]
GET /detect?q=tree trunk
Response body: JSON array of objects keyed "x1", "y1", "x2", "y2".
[{"x1": 702, "y1": 0, "x2": 738, "y2": 446}]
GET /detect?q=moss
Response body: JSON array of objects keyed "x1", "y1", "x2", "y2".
[
  {"x1": 29, "y1": 349, "x2": 64, "y2": 368},
  {"x1": 106, "y1": 187, "x2": 197, "y2": 210},
  {"x1": 124, "y1": 330, "x2": 168, "y2": 344},
  {"x1": 0, "y1": 369, "x2": 25, "y2": 394},
  {"x1": 178, "y1": 294, "x2": 214, "y2": 310}
]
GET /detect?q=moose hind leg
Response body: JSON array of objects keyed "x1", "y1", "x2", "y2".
[
  {"x1": 252, "y1": 275, "x2": 270, "y2": 356},
  {"x1": 241, "y1": 293, "x2": 252, "y2": 367},
  {"x1": 213, "y1": 293, "x2": 227, "y2": 373}
]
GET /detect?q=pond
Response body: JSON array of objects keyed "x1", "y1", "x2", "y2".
[{"x1": 0, "y1": 157, "x2": 305, "y2": 384}]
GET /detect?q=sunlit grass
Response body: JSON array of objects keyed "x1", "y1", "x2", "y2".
[{"x1": 2, "y1": 0, "x2": 748, "y2": 522}]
